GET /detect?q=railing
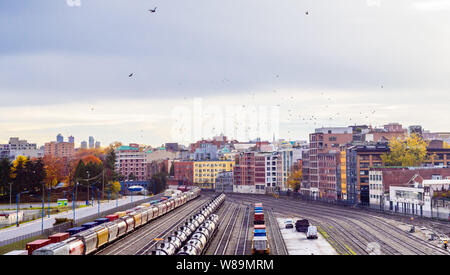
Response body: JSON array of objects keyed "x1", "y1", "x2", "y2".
[{"x1": 0, "y1": 197, "x2": 152, "y2": 250}]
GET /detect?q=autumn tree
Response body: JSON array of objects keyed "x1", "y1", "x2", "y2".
[
  {"x1": 43, "y1": 155, "x2": 67, "y2": 189},
  {"x1": 10, "y1": 155, "x2": 29, "y2": 194},
  {"x1": 106, "y1": 180, "x2": 121, "y2": 198},
  {"x1": 287, "y1": 169, "x2": 302, "y2": 192},
  {"x1": 381, "y1": 134, "x2": 429, "y2": 167}
]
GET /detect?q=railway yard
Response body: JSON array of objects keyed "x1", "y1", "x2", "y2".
[{"x1": 94, "y1": 191, "x2": 450, "y2": 255}]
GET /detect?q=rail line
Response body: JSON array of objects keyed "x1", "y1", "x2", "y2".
[
  {"x1": 228, "y1": 194, "x2": 450, "y2": 255},
  {"x1": 95, "y1": 197, "x2": 209, "y2": 255},
  {"x1": 265, "y1": 208, "x2": 288, "y2": 255},
  {"x1": 213, "y1": 204, "x2": 240, "y2": 255},
  {"x1": 234, "y1": 204, "x2": 251, "y2": 255}
]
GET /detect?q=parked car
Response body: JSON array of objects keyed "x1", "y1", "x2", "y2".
[
  {"x1": 284, "y1": 219, "x2": 294, "y2": 229},
  {"x1": 306, "y1": 226, "x2": 318, "y2": 239}
]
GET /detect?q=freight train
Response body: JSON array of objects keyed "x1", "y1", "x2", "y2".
[
  {"x1": 152, "y1": 193, "x2": 225, "y2": 255},
  {"x1": 251, "y1": 203, "x2": 270, "y2": 255},
  {"x1": 27, "y1": 187, "x2": 201, "y2": 255}
]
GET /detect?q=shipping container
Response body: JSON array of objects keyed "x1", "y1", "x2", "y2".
[
  {"x1": 94, "y1": 218, "x2": 109, "y2": 225},
  {"x1": 254, "y1": 224, "x2": 266, "y2": 230},
  {"x1": 81, "y1": 221, "x2": 98, "y2": 230},
  {"x1": 105, "y1": 214, "x2": 119, "y2": 222},
  {"x1": 251, "y1": 236, "x2": 269, "y2": 255},
  {"x1": 253, "y1": 229, "x2": 267, "y2": 237},
  {"x1": 254, "y1": 213, "x2": 265, "y2": 225},
  {"x1": 49, "y1": 232, "x2": 70, "y2": 243},
  {"x1": 66, "y1": 227, "x2": 85, "y2": 236},
  {"x1": 26, "y1": 239, "x2": 51, "y2": 255}
]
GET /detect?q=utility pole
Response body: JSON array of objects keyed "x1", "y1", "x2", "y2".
[
  {"x1": 86, "y1": 171, "x2": 90, "y2": 205},
  {"x1": 41, "y1": 183, "x2": 44, "y2": 234},
  {"x1": 48, "y1": 184, "x2": 51, "y2": 218},
  {"x1": 9, "y1": 182, "x2": 12, "y2": 208},
  {"x1": 102, "y1": 169, "x2": 105, "y2": 202}
]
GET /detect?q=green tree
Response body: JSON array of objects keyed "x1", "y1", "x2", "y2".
[
  {"x1": 74, "y1": 160, "x2": 86, "y2": 184},
  {"x1": 150, "y1": 171, "x2": 167, "y2": 194},
  {"x1": 26, "y1": 158, "x2": 46, "y2": 194},
  {"x1": 0, "y1": 158, "x2": 12, "y2": 196},
  {"x1": 128, "y1": 172, "x2": 135, "y2": 181}
]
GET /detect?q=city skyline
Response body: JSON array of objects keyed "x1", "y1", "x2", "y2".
[{"x1": 1, "y1": 1, "x2": 449, "y2": 148}]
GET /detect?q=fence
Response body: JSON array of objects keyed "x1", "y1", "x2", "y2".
[
  {"x1": 0, "y1": 196, "x2": 153, "y2": 250},
  {"x1": 0, "y1": 221, "x2": 73, "y2": 249},
  {"x1": 73, "y1": 197, "x2": 151, "y2": 227}
]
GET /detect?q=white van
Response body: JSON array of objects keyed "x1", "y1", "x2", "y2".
[{"x1": 306, "y1": 226, "x2": 318, "y2": 239}]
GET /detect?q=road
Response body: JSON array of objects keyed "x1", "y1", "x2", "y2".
[{"x1": 0, "y1": 195, "x2": 147, "y2": 242}]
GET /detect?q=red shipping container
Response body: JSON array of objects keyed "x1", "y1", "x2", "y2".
[
  {"x1": 105, "y1": 214, "x2": 119, "y2": 222},
  {"x1": 49, "y1": 232, "x2": 70, "y2": 243},
  {"x1": 26, "y1": 239, "x2": 51, "y2": 255}
]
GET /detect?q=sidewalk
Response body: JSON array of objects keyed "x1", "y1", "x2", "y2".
[{"x1": 0, "y1": 195, "x2": 148, "y2": 242}]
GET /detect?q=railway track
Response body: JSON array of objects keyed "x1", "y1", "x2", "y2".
[
  {"x1": 95, "y1": 197, "x2": 209, "y2": 255},
  {"x1": 234, "y1": 204, "x2": 251, "y2": 255},
  {"x1": 213, "y1": 204, "x2": 241, "y2": 255},
  {"x1": 265, "y1": 208, "x2": 288, "y2": 255},
  {"x1": 227, "y1": 194, "x2": 450, "y2": 255}
]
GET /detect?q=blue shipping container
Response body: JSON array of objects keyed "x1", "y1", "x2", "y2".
[
  {"x1": 66, "y1": 227, "x2": 85, "y2": 236},
  {"x1": 94, "y1": 218, "x2": 109, "y2": 225},
  {"x1": 254, "y1": 229, "x2": 267, "y2": 237},
  {"x1": 81, "y1": 222, "x2": 98, "y2": 229},
  {"x1": 255, "y1": 207, "x2": 263, "y2": 211}
]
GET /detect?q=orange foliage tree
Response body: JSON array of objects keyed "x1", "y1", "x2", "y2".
[{"x1": 43, "y1": 155, "x2": 69, "y2": 188}]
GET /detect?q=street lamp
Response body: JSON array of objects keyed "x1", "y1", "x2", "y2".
[
  {"x1": 16, "y1": 190, "x2": 29, "y2": 227},
  {"x1": 86, "y1": 171, "x2": 90, "y2": 206},
  {"x1": 48, "y1": 184, "x2": 51, "y2": 218},
  {"x1": 9, "y1": 182, "x2": 13, "y2": 208}
]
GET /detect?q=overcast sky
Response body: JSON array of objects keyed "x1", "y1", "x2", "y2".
[{"x1": 1, "y1": 0, "x2": 449, "y2": 147}]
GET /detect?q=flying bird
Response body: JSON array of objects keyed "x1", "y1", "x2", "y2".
[
  {"x1": 129, "y1": 73, "x2": 133, "y2": 77},
  {"x1": 305, "y1": 11, "x2": 309, "y2": 15},
  {"x1": 148, "y1": 7, "x2": 157, "y2": 13}
]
